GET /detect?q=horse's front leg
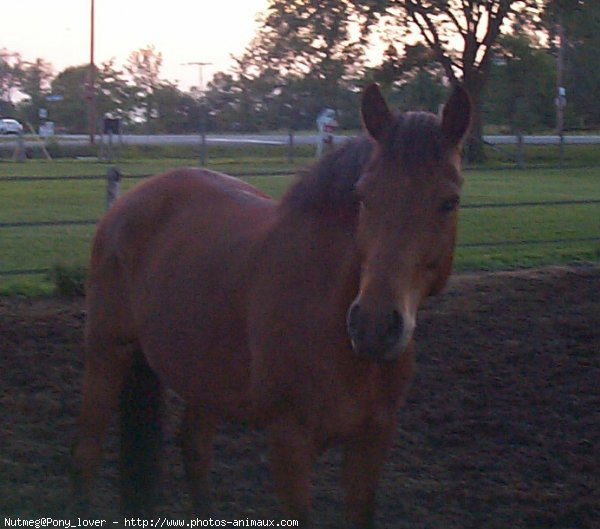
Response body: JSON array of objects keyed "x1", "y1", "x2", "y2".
[
  {"x1": 180, "y1": 406, "x2": 217, "y2": 517},
  {"x1": 341, "y1": 418, "x2": 396, "y2": 529},
  {"x1": 267, "y1": 415, "x2": 316, "y2": 528}
]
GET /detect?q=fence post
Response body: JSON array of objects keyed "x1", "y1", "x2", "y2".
[
  {"x1": 516, "y1": 133, "x2": 524, "y2": 169},
  {"x1": 106, "y1": 166, "x2": 121, "y2": 209},
  {"x1": 559, "y1": 132, "x2": 565, "y2": 168},
  {"x1": 15, "y1": 131, "x2": 26, "y2": 162},
  {"x1": 287, "y1": 127, "x2": 295, "y2": 164},
  {"x1": 199, "y1": 102, "x2": 208, "y2": 167}
]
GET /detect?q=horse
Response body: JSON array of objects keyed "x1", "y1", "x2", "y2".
[{"x1": 71, "y1": 83, "x2": 470, "y2": 528}]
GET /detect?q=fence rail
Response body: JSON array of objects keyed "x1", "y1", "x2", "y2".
[
  {"x1": 461, "y1": 199, "x2": 600, "y2": 209},
  {"x1": 0, "y1": 219, "x2": 97, "y2": 229},
  {"x1": 1, "y1": 171, "x2": 599, "y2": 277},
  {"x1": 2, "y1": 199, "x2": 599, "y2": 231},
  {"x1": 0, "y1": 169, "x2": 295, "y2": 182}
]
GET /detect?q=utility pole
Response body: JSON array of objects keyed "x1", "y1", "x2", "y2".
[
  {"x1": 181, "y1": 61, "x2": 213, "y2": 166},
  {"x1": 88, "y1": 0, "x2": 96, "y2": 145}
]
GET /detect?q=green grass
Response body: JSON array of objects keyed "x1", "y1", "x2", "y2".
[
  {"x1": 470, "y1": 143, "x2": 600, "y2": 169},
  {"x1": 456, "y1": 167, "x2": 600, "y2": 269},
  {"x1": 0, "y1": 141, "x2": 314, "y2": 174},
  {"x1": 0, "y1": 159, "x2": 598, "y2": 295},
  {"x1": 0, "y1": 157, "x2": 306, "y2": 179}
]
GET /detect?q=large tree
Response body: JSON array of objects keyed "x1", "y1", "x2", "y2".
[
  {"x1": 233, "y1": 0, "x2": 377, "y2": 115},
  {"x1": 484, "y1": 34, "x2": 556, "y2": 132},
  {"x1": 367, "y1": 0, "x2": 544, "y2": 160}
]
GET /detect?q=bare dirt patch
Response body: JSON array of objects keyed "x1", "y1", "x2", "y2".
[{"x1": 1, "y1": 265, "x2": 599, "y2": 528}]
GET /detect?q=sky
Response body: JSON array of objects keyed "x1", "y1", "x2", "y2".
[{"x1": 3, "y1": 0, "x2": 269, "y2": 91}]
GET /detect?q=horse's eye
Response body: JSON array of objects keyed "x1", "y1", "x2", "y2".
[{"x1": 440, "y1": 197, "x2": 460, "y2": 213}]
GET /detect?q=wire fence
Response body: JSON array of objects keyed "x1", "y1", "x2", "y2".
[{"x1": 1, "y1": 171, "x2": 599, "y2": 277}]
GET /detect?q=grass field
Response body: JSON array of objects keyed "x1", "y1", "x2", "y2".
[{"x1": 0, "y1": 156, "x2": 599, "y2": 295}]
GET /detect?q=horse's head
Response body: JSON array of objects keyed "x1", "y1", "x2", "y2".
[{"x1": 347, "y1": 84, "x2": 471, "y2": 362}]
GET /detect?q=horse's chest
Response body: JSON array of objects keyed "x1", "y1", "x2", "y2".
[{"x1": 318, "y1": 370, "x2": 399, "y2": 442}]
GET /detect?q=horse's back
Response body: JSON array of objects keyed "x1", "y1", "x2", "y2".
[
  {"x1": 90, "y1": 167, "x2": 272, "y2": 288},
  {"x1": 86, "y1": 167, "x2": 276, "y2": 409},
  {"x1": 94, "y1": 167, "x2": 269, "y2": 257}
]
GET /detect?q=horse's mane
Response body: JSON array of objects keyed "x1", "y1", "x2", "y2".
[
  {"x1": 280, "y1": 111, "x2": 444, "y2": 217},
  {"x1": 280, "y1": 135, "x2": 373, "y2": 216}
]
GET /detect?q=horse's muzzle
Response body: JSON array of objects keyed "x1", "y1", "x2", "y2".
[{"x1": 346, "y1": 302, "x2": 409, "y2": 362}]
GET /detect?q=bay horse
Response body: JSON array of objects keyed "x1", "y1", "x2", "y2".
[{"x1": 71, "y1": 84, "x2": 470, "y2": 528}]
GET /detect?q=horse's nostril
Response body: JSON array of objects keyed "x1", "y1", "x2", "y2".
[
  {"x1": 347, "y1": 304, "x2": 404, "y2": 357},
  {"x1": 385, "y1": 309, "x2": 403, "y2": 345}
]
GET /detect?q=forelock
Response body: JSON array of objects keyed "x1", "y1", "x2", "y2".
[{"x1": 385, "y1": 111, "x2": 444, "y2": 167}]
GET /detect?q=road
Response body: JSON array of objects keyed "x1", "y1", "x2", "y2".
[{"x1": 9, "y1": 133, "x2": 600, "y2": 147}]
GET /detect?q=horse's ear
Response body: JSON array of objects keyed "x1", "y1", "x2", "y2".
[
  {"x1": 361, "y1": 84, "x2": 393, "y2": 142},
  {"x1": 442, "y1": 85, "x2": 471, "y2": 147}
]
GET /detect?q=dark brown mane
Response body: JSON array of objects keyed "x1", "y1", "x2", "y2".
[
  {"x1": 281, "y1": 110, "x2": 444, "y2": 216},
  {"x1": 280, "y1": 136, "x2": 373, "y2": 216}
]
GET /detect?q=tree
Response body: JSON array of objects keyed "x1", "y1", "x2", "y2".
[
  {"x1": 204, "y1": 72, "x2": 245, "y2": 131},
  {"x1": 226, "y1": 54, "x2": 296, "y2": 131},
  {"x1": 0, "y1": 49, "x2": 24, "y2": 115},
  {"x1": 153, "y1": 82, "x2": 198, "y2": 133},
  {"x1": 50, "y1": 65, "x2": 89, "y2": 132},
  {"x1": 232, "y1": 0, "x2": 377, "y2": 119},
  {"x1": 50, "y1": 61, "x2": 134, "y2": 133},
  {"x1": 359, "y1": 0, "x2": 544, "y2": 160},
  {"x1": 19, "y1": 58, "x2": 54, "y2": 130},
  {"x1": 232, "y1": 0, "x2": 547, "y2": 151},
  {"x1": 369, "y1": 43, "x2": 447, "y2": 112},
  {"x1": 96, "y1": 59, "x2": 134, "y2": 122},
  {"x1": 484, "y1": 34, "x2": 556, "y2": 132},
  {"x1": 125, "y1": 45, "x2": 164, "y2": 132}
]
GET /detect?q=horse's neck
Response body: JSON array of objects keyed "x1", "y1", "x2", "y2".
[{"x1": 272, "y1": 206, "x2": 361, "y2": 306}]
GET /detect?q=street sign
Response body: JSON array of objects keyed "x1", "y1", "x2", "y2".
[
  {"x1": 46, "y1": 95, "x2": 64, "y2": 102},
  {"x1": 316, "y1": 108, "x2": 338, "y2": 156},
  {"x1": 39, "y1": 121, "x2": 55, "y2": 137}
]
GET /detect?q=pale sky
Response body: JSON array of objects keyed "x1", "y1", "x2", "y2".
[{"x1": 2, "y1": 0, "x2": 269, "y2": 90}]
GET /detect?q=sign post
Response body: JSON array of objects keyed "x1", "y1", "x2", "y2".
[{"x1": 316, "y1": 108, "x2": 338, "y2": 157}]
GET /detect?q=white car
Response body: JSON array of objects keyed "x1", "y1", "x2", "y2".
[{"x1": 0, "y1": 118, "x2": 24, "y2": 135}]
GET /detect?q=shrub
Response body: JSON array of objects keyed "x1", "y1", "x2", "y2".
[{"x1": 50, "y1": 264, "x2": 87, "y2": 296}]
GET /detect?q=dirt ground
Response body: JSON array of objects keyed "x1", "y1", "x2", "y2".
[{"x1": 1, "y1": 265, "x2": 599, "y2": 528}]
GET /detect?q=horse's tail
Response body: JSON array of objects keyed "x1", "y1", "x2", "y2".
[{"x1": 119, "y1": 350, "x2": 163, "y2": 516}]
